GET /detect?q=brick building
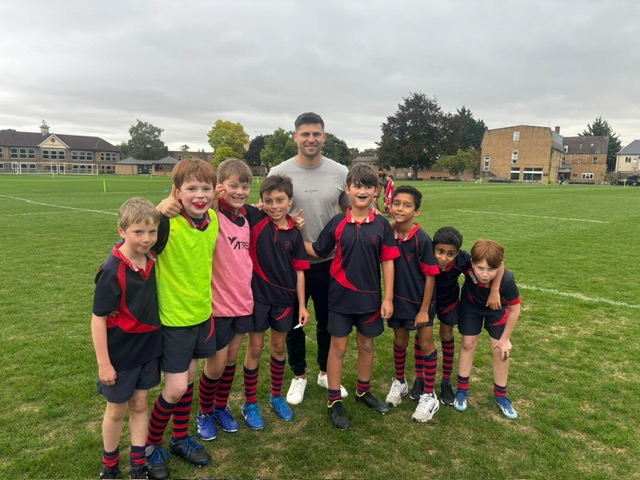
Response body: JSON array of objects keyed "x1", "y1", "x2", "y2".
[{"x1": 0, "y1": 122, "x2": 119, "y2": 174}]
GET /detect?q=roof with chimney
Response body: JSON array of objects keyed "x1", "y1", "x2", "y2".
[{"x1": 0, "y1": 125, "x2": 118, "y2": 152}]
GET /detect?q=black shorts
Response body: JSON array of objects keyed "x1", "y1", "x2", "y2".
[
  {"x1": 253, "y1": 302, "x2": 295, "y2": 333},
  {"x1": 96, "y1": 358, "x2": 161, "y2": 404},
  {"x1": 387, "y1": 311, "x2": 435, "y2": 330},
  {"x1": 436, "y1": 302, "x2": 459, "y2": 327},
  {"x1": 214, "y1": 315, "x2": 253, "y2": 349},
  {"x1": 328, "y1": 310, "x2": 384, "y2": 338},
  {"x1": 160, "y1": 318, "x2": 217, "y2": 373},
  {"x1": 457, "y1": 303, "x2": 509, "y2": 340}
]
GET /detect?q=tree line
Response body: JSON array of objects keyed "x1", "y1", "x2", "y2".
[{"x1": 119, "y1": 93, "x2": 622, "y2": 175}]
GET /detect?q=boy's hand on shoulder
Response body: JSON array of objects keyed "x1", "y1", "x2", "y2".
[
  {"x1": 98, "y1": 364, "x2": 117, "y2": 386},
  {"x1": 157, "y1": 185, "x2": 182, "y2": 218},
  {"x1": 486, "y1": 290, "x2": 502, "y2": 310},
  {"x1": 292, "y1": 209, "x2": 305, "y2": 230}
]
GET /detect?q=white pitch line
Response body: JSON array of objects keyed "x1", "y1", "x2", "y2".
[
  {"x1": 457, "y1": 209, "x2": 609, "y2": 224},
  {"x1": 519, "y1": 284, "x2": 640, "y2": 309},
  {"x1": 0, "y1": 194, "x2": 117, "y2": 216}
]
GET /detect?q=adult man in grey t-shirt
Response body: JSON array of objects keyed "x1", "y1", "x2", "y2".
[{"x1": 268, "y1": 112, "x2": 349, "y2": 405}]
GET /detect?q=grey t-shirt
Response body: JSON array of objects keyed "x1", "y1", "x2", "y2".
[{"x1": 269, "y1": 156, "x2": 349, "y2": 262}]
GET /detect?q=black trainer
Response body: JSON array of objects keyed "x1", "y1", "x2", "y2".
[
  {"x1": 355, "y1": 392, "x2": 390, "y2": 414},
  {"x1": 129, "y1": 465, "x2": 148, "y2": 479},
  {"x1": 145, "y1": 445, "x2": 170, "y2": 480},
  {"x1": 169, "y1": 435, "x2": 211, "y2": 466},
  {"x1": 328, "y1": 400, "x2": 351, "y2": 429},
  {"x1": 440, "y1": 380, "x2": 455, "y2": 406},
  {"x1": 410, "y1": 378, "x2": 425, "y2": 400},
  {"x1": 100, "y1": 466, "x2": 121, "y2": 479}
]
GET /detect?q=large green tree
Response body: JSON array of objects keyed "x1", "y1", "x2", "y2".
[
  {"x1": 579, "y1": 117, "x2": 622, "y2": 172},
  {"x1": 377, "y1": 92, "x2": 449, "y2": 179},
  {"x1": 126, "y1": 120, "x2": 168, "y2": 160},
  {"x1": 323, "y1": 133, "x2": 351, "y2": 166},
  {"x1": 448, "y1": 106, "x2": 486, "y2": 152},
  {"x1": 207, "y1": 120, "x2": 249, "y2": 166},
  {"x1": 244, "y1": 135, "x2": 268, "y2": 167},
  {"x1": 260, "y1": 128, "x2": 297, "y2": 172}
]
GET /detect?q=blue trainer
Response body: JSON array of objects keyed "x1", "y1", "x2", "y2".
[
  {"x1": 242, "y1": 402, "x2": 265, "y2": 430},
  {"x1": 196, "y1": 410, "x2": 218, "y2": 441},
  {"x1": 269, "y1": 394, "x2": 294, "y2": 421},
  {"x1": 213, "y1": 406, "x2": 239, "y2": 433},
  {"x1": 454, "y1": 389, "x2": 468, "y2": 412},
  {"x1": 494, "y1": 396, "x2": 518, "y2": 419}
]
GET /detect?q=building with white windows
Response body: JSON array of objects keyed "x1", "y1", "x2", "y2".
[{"x1": 0, "y1": 121, "x2": 120, "y2": 174}]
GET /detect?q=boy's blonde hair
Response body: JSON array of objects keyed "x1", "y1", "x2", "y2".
[
  {"x1": 118, "y1": 197, "x2": 160, "y2": 230},
  {"x1": 217, "y1": 158, "x2": 252, "y2": 184},
  {"x1": 172, "y1": 159, "x2": 216, "y2": 188},
  {"x1": 471, "y1": 239, "x2": 505, "y2": 269}
]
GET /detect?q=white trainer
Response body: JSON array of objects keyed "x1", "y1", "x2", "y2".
[
  {"x1": 317, "y1": 373, "x2": 349, "y2": 398},
  {"x1": 286, "y1": 377, "x2": 307, "y2": 405},
  {"x1": 385, "y1": 378, "x2": 409, "y2": 407},
  {"x1": 412, "y1": 392, "x2": 440, "y2": 422}
]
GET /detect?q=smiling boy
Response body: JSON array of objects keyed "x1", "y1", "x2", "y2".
[
  {"x1": 385, "y1": 186, "x2": 441, "y2": 422},
  {"x1": 307, "y1": 163, "x2": 400, "y2": 429},
  {"x1": 145, "y1": 159, "x2": 219, "y2": 480}
]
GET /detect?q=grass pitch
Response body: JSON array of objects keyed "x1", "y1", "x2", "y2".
[{"x1": 1, "y1": 174, "x2": 639, "y2": 479}]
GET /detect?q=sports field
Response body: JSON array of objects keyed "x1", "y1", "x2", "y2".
[{"x1": 1, "y1": 174, "x2": 638, "y2": 479}]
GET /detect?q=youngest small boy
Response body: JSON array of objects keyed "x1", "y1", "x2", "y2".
[{"x1": 91, "y1": 198, "x2": 162, "y2": 479}]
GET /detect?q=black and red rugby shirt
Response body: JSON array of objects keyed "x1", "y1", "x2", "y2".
[
  {"x1": 461, "y1": 267, "x2": 521, "y2": 311},
  {"x1": 392, "y1": 224, "x2": 440, "y2": 320},
  {"x1": 249, "y1": 211, "x2": 310, "y2": 307},
  {"x1": 312, "y1": 208, "x2": 400, "y2": 315},
  {"x1": 93, "y1": 242, "x2": 162, "y2": 371}
]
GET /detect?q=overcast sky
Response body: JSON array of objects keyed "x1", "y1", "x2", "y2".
[{"x1": 1, "y1": 0, "x2": 638, "y2": 153}]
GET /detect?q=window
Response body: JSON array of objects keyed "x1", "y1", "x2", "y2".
[
  {"x1": 11, "y1": 148, "x2": 18, "y2": 159},
  {"x1": 564, "y1": 145, "x2": 569, "y2": 153},
  {"x1": 100, "y1": 152, "x2": 117, "y2": 161},
  {"x1": 0, "y1": 163, "x2": 4, "y2": 171},
  {"x1": 189, "y1": 155, "x2": 193, "y2": 160},
  {"x1": 483, "y1": 156, "x2": 490, "y2": 172},
  {"x1": 510, "y1": 168, "x2": 520, "y2": 180},
  {"x1": 523, "y1": 167, "x2": 543, "y2": 181},
  {"x1": 72, "y1": 151, "x2": 91, "y2": 161},
  {"x1": 511, "y1": 150, "x2": 518, "y2": 164},
  {"x1": 582, "y1": 173, "x2": 594, "y2": 180},
  {"x1": 42, "y1": 149, "x2": 66, "y2": 160},
  {"x1": 14, "y1": 148, "x2": 35, "y2": 159},
  {"x1": 0, "y1": 147, "x2": 3, "y2": 158},
  {"x1": 513, "y1": 131, "x2": 520, "y2": 141},
  {"x1": 625, "y1": 157, "x2": 632, "y2": 163},
  {"x1": 178, "y1": 154, "x2": 182, "y2": 160},
  {"x1": 561, "y1": 157, "x2": 566, "y2": 165},
  {"x1": 592, "y1": 157, "x2": 598, "y2": 164}
]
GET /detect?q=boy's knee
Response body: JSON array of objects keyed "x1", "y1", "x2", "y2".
[
  {"x1": 106, "y1": 402, "x2": 128, "y2": 422},
  {"x1": 358, "y1": 339, "x2": 375, "y2": 355},
  {"x1": 461, "y1": 336, "x2": 478, "y2": 351}
]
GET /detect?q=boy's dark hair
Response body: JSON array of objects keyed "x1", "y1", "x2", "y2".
[
  {"x1": 387, "y1": 173, "x2": 393, "y2": 179},
  {"x1": 260, "y1": 174, "x2": 293, "y2": 200},
  {"x1": 471, "y1": 239, "x2": 504, "y2": 268},
  {"x1": 217, "y1": 158, "x2": 252, "y2": 184},
  {"x1": 346, "y1": 163, "x2": 378, "y2": 188},
  {"x1": 433, "y1": 226, "x2": 463, "y2": 250},
  {"x1": 393, "y1": 185, "x2": 422, "y2": 210},
  {"x1": 294, "y1": 112, "x2": 324, "y2": 130},
  {"x1": 118, "y1": 197, "x2": 161, "y2": 230},
  {"x1": 172, "y1": 159, "x2": 216, "y2": 188}
]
